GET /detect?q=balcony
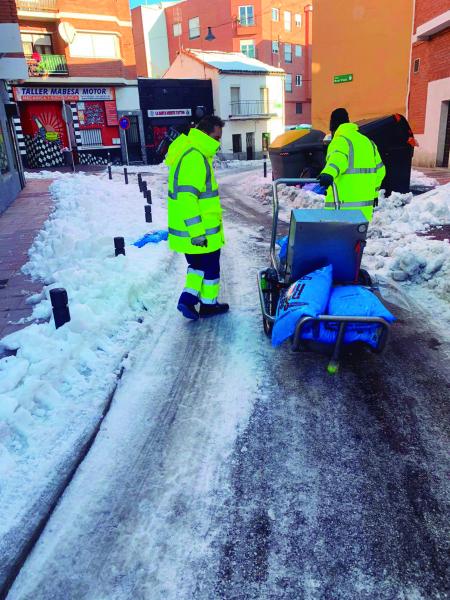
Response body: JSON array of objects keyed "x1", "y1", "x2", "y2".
[
  {"x1": 229, "y1": 100, "x2": 274, "y2": 119},
  {"x1": 26, "y1": 54, "x2": 68, "y2": 77},
  {"x1": 235, "y1": 16, "x2": 257, "y2": 36},
  {"x1": 17, "y1": 0, "x2": 57, "y2": 10}
]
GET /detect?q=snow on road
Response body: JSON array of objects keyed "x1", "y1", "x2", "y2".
[{"x1": 0, "y1": 168, "x2": 178, "y2": 586}]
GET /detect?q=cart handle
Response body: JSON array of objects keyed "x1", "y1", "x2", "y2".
[{"x1": 270, "y1": 178, "x2": 318, "y2": 269}]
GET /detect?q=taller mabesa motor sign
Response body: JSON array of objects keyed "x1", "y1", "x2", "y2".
[{"x1": 13, "y1": 87, "x2": 115, "y2": 102}]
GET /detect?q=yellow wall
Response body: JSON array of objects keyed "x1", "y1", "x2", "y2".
[{"x1": 312, "y1": 0, "x2": 414, "y2": 132}]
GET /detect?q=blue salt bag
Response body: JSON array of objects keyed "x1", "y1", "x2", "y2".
[
  {"x1": 272, "y1": 264, "x2": 333, "y2": 347},
  {"x1": 133, "y1": 230, "x2": 168, "y2": 248},
  {"x1": 277, "y1": 236, "x2": 289, "y2": 261},
  {"x1": 301, "y1": 285, "x2": 396, "y2": 348}
]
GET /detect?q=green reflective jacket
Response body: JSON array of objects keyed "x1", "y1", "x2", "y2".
[
  {"x1": 321, "y1": 123, "x2": 386, "y2": 221},
  {"x1": 165, "y1": 128, "x2": 225, "y2": 254}
]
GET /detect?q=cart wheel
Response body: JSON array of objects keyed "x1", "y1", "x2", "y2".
[
  {"x1": 327, "y1": 361, "x2": 339, "y2": 375},
  {"x1": 358, "y1": 269, "x2": 372, "y2": 287},
  {"x1": 263, "y1": 316, "x2": 273, "y2": 336}
]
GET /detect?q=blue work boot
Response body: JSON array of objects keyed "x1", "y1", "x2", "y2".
[{"x1": 177, "y1": 302, "x2": 199, "y2": 320}]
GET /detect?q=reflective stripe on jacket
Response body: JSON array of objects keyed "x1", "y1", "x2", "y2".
[
  {"x1": 165, "y1": 128, "x2": 225, "y2": 254},
  {"x1": 321, "y1": 123, "x2": 386, "y2": 221}
]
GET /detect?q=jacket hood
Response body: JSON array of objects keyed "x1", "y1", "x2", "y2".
[
  {"x1": 334, "y1": 123, "x2": 359, "y2": 137},
  {"x1": 187, "y1": 127, "x2": 220, "y2": 158},
  {"x1": 164, "y1": 133, "x2": 190, "y2": 167}
]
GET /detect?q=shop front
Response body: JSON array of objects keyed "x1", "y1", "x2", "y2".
[{"x1": 13, "y1": 86, "x2": 123, "y2": 168}]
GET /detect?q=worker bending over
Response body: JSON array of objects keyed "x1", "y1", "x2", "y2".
[{"x1": 319, "y1": 108, "x2": 386, "y2": 221}]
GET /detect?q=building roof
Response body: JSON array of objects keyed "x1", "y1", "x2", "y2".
[{"x1": 185, "y1": 49, "x2": 285, "y2": 75}]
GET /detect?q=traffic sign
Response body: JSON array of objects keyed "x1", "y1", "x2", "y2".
[
  {"x1": 119, "y1": 116, "x2": 130, "y2": 130},
  {"x1": 334, "y1": 74, "x2": 353, "y2": 84}
]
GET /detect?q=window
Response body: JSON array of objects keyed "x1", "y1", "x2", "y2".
[
  {"x1": 284, "y1": 43, "x2": 292, "y2": 63},
  {"x1": 189, "y1": 16, "x2": 200, "y2": 39},
  {"x1": 0, "y1": 122, "x2": 10, "y2": 175},
  {"x1": 296, "y1": 102, "x2": 303, "y2": 115},
  {"x1": 79, "y1": 129, "x2": 102, "y2": 147},
  {"x1": 272, "y1": 8, "x2": 279, "y2": 22},
  {"x1": 272, "y1": 40, "x2": 279, "y2": 54},
  {"x1": 413, "y1": 58, "x2": 420, "y2": 73},
  {"x1": 285, "y1": 73, "x2": 292, "y2": 93},
  {"x1": 70, "y1": 33, "x2": 119, "y2": 58},
  {"x1": 295, "y1": 74, "x2": 302, "y2": 86},
  {"x1": 295, "y1": 13, "x2": 302, "y2": 28},
  {"x1": 230, "y1": 86, "x2": 240, "y2": 115},
  {"x1": 284, "y1": 11, "x2": 291, "y2": 31},
  {"x1": 240, "y1": 40, "x2": 255, "y2": 58},
  {"x1": 239, "y1": 5, "x2": 254, "y2": 26},
  {"x1": 21, "y1": 33, "x2": 53, "y2": 55},
  {"x1": 295, "y1": 44, "x2": 302, "y2": 57},
  {"x1": 173, "y1": 22, "x2": 182, "y2": 37},
  {"x1": 232, "y1": 134, "x2": 242, "y2": 153}
]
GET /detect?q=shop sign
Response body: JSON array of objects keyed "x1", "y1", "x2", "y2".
[
  {"x1": 147, "y1": 109, "x2": 192, "y2": 118},
  {"x1": 105, "y1": 101, "x2": 119, "y2": 126},
  {"x1": 333, "y1": 74, "x2": 353, "y2": 84},
  {"x1": 13, "y1": 87, "x2": 115, "y2": 102},
  {"x1": 45, "y1": 131, "x2": 59, "y2": 141}
]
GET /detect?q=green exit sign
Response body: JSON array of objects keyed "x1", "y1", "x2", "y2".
[{"x1": 334, "y1": 74, "x2": 354, "y2": 84}]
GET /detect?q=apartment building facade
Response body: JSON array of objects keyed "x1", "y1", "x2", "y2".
[
  {"x1": 408, "y1": 0, "x2": 450, "y2": 167},
  {"x1": 151, "y1": 0, "x2": 312, "y2": 127},
  {"x1": 11, "y1": 0, "x2": 143, "y2": 168},
  {"x1": 0, "y1": 0, "x2": 28, "y2": 211}
]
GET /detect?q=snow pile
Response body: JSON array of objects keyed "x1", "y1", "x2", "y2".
[
  {"x1": 410, "y1": 169, "x2": 438, "y2": 187},
  {"x1": 240, "y1": 173, "x2": 323, "y2": 212},
  {"x1": 0, "y1": 169, "x2": 176, "y2": 542},
  {"x1": 25, "y1": 170, "x2": 73, "y2": 180},
  {"x1": 363, "y1": 185, "x2": 450, "y2": 324}
]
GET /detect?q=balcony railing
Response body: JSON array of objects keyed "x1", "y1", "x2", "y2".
[
  {"x1": 26, "y1": 54, "x2": 68, "y2": 77},
  {"x1": 17, "y1": 0, "x2": 57, "y2": 10},
  {"x1": 230, "y1": 100, "x2": 271, "y2": 117}
]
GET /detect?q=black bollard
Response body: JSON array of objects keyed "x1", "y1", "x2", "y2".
[
  {"x1": 114, "y1": 236, "x2": 125, "y2": 256},
  {"x1": 137, "y1": 173, "x2": 143, "y2": 192},
  {"x1": 50, "y1": 288, "x2": 71, "y2": 329},
  {"x1": 141, "y1": 180, "x2": 148, "y2": 195},
  {"x1": 146, "y1": 189, "x2": 152, "y2": 204},
  {"x1": 108, "y1": 165, "x2": 112, "y2": 180},
  {"x1": 263, "y1": 156, "x2": 267, "y2": 178},
  {"x1": 124, "y1": 167, "x2": 128, "y2": 185},
  {"x1": 145, "y1": 205, "x2": 152, "y2": 223}
]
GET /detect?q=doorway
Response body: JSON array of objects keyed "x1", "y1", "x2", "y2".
[
  {"x1": 246, "y1": 131, "x2": 255, "y2": 160},
  {"x1": 125, "y1": 115, "x2": 142, "y2": 163},
  {"x1": 441, "y1": 103, "x2": 450, "y2": 168}
]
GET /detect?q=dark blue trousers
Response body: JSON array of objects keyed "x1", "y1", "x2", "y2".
[{"x1": 179, "y1": 250, "x2": 221, "y2": 306}]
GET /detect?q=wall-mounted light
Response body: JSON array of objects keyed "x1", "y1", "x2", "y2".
[{"x1": 205, "y1": 27, "x2": 216, "y2": 42}]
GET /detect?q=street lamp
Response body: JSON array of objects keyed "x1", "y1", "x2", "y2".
[{"x1": 205, "y1": 27, "x2": 216, "y2": 42}]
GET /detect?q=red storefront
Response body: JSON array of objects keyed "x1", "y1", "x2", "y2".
[{"x1": 13, "y1": 86, "x2": 122, "y2": 168}]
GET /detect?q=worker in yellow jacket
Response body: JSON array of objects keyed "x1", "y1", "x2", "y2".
[
  {"x1": 319, "y1": 108, "x2": 386, "y2": 221},
  {"x1": 165, "y1": 115, "x2": 229, "y2": 320}
]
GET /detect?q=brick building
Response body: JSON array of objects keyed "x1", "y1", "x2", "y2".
[
  {"x1": 0, "y1": 0, "x2": 28, "y2": 211},
  {"x1": 408, "y1": 0, "x2": 450, "y2": 167},
  {"x1": 133, "y1": 0, "x2": 312, "y2": 128},
  {"x1": 11, "y1": 0, "x2": 144, "y2": 168}
]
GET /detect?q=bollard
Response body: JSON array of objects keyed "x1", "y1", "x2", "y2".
[
  {"x1": 138, "y1": 173, "x2": 143, "y2": 192},
  {"x1": 146, "y1": 189, "x2": 152, "y2": 204},
  {"x1": 50, "y1": 288, "x2": 71, "y2": 329},
  {"x1": 263, "y1": 156, "x2": 267, "y2": 178},
  {"x1": 145, "y1": 205, "x2": 152, "y2": 223},
  {"x1": 141, "y1": 180, "x2": 148, "y2": 194},
  {"x1": 124, "y1": 167, "x2": 128, "y2": 185},
  {"x1": 108, "y1": 165, "x2": 112, "y2": 180},
  {"x1": 114, "y1": 236, "x2": 125, "y2": 256}
]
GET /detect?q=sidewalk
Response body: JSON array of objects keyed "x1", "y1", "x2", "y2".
[
  {"x1": 415, "y1": 166, "x2": 450, "y2": 185},
  {"x1": 0, "y1": 179, "x2": 53, "y2": 341}
]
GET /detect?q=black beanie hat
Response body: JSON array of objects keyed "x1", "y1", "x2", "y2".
[{"x1": 330, "y1": 108, "x2": 350, "y2": 132}]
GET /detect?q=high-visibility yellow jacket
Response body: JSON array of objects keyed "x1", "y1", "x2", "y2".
[
  {"x1": 321, "y1": 123, "x2": 386, "y2": 221},
  {"x1": 165, "y1": 128, "x2": 225, "y2": 254}
]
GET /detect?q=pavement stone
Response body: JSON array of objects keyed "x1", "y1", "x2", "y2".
[{"x1": 0, "y1": 179, "x2": 53, "y2": 343}]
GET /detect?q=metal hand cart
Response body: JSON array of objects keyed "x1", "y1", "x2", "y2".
[{"x1": 257, "y1": 178, "x2": 391, "y2": 374}]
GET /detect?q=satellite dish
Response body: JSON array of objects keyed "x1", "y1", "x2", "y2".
[{"x1": 58, "y1": 22, "x2": 76, "y2": 44}]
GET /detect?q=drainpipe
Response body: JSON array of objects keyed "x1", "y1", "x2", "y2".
[
  {"x1": 304, "y1": 4, "x2": 313, "y2": 118},
  {"x1": 406, "y1": 0, "x2": 416, "y2": 120}
]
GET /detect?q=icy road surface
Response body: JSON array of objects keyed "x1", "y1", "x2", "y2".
[{"x1": 7, "y1": 171, "x2": 450, "y2": 600}]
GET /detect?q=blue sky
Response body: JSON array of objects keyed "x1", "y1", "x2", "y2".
[{"x1": 129, "y1": 0, "x2": 161, "y2": 8}]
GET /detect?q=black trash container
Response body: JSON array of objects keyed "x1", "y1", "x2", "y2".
[
  {"x1": 269, "y1": 128, "x2": 326, "y2": 182},
  {"x1": 358, "y1": 114, "x2": 416, "y2": 195}
]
